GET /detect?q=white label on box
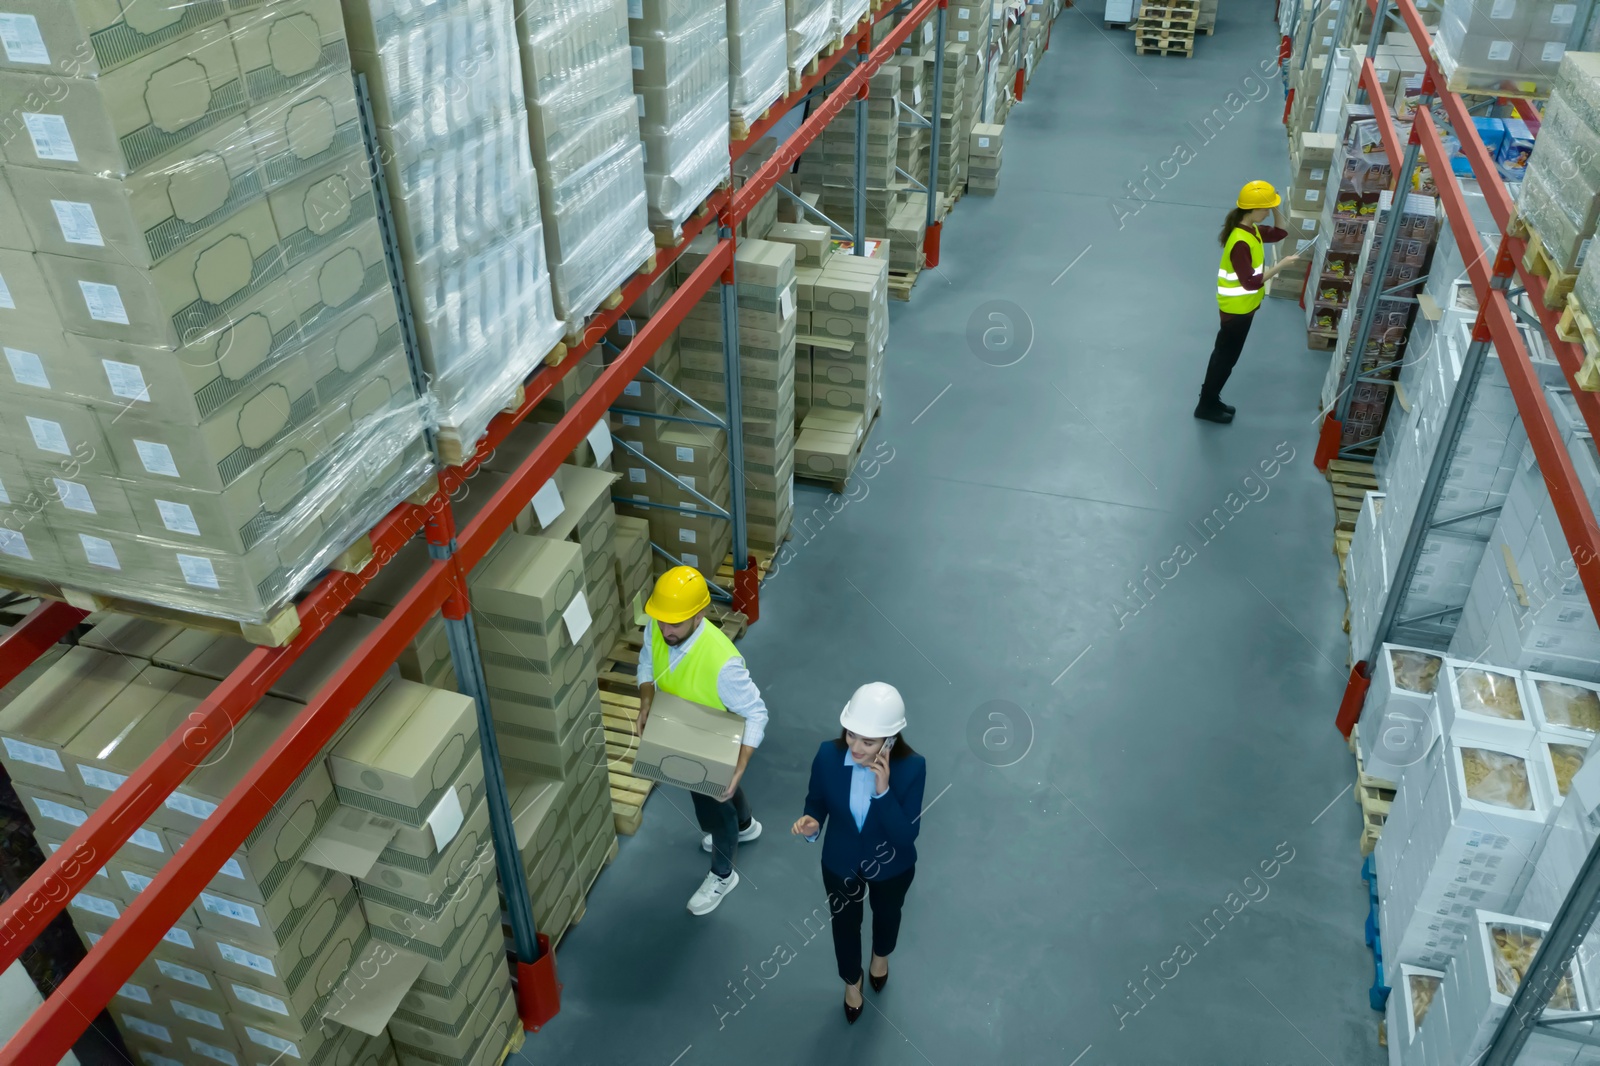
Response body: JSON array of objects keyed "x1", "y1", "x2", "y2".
[
  {"x1": 912, "y1": 85, "x2": 922, "y2": 105},
  {"x1": 1579, "y1": 238, "x2": 1592, "y2": 267},
  {"x1": 563, "y1": 589, "x2": 592, "y2": 644},
  {"x1": 243, "y1": 1028, "x2": 299, "y2": 1058},
  {"x1": 427, "y1": 787, "x2": 464, "y2": 852},
  {"x1": 0, "y1": 272, "x2": 12, "y2": 309},
  {"x1": 135, "y1": 439, "x2": 180, "y2": 477},
  {"x1": 79, "y1": 533, "x2": 120, "y2": 570},
  {"x1": 1301, "y1": 218, "x2": 1315, "y2": 232},
  {"x1": 957, "y1": 29, "x2": 969, "y2": 40},
  {"x1": 122, "y1": 1016, "x2": 171, "y2": 1043},
  {"x1": 171, "y1": 1000, "x2": 223, "y2": 1029},
  {"x1": 958, "y1": 5, "x2": 970, "y2": 14},
  {"x1": 678, "y1": 528, "x2": 696, "y2": 544},
  {"x1": 22, "y1": 113, "x2": 75, "y2": 161},
  {"x1": 1488, "y1": 40, "x2": 1513, "y2": 60},
  {"x1": 200, "y1": 892, "x2": 261, "y2": 927},
  {"x1": 628, "y1": 467, "x2": 647, "y2": 484},
  {"x1": 161, "y1": 924, "x2": 191, "y2": 947},
  {"x1": 681, "y1": 552, "x2": 699, "y2": 568},
  {"x1": 531, "y1": 478, "x2": 565, "y2": 528},
  {"x1": 924, "y1": 23, "x2": 934, "y2": 42},
  {"x1": 1306, "y1": 189, "x2": 1320, "y2": 202},
  {"x1": 157, "y1": 960, "x2": 212, "y2": 990},
  {"x1": 675, "y1": 446, "x2": 694, "y2": 462},
  {"x1": 1490, "y1": 0, "x2": 1515, "y2": 16},
  {"x1": 102, "y1": 359, "x2": 149, "y2": 401},
  {"x1": 1320, "y1": 35, "x2": 1332, "y2": 45},
  {"x1": 0, "y1": 528, "x2": 29, "y2": 560},
  {"x1": 51, "y1": 200, "x2": 103, "y2": 246},
  {"x1": 3, "y1": 738, "x2": 61, "y2": 771},
  {"x1": 217, "y1": 941, "x2": 277, "y2": 978},
  {"x1": 78, "y1": 280, "x2": 128, "y2": 324},
  {"x1": 1542, "y1": 42, "x2": 1565, "y2": 61},
  {"x1": 586, "y1": 419, "x2": 613, "y2": 465},
  {"x1": 122, "y1": 870, "x2": 152, "y2": 895},
  {"x1": 5, "y1": 347, "x2": 48, "y2": 388},
  {"x1": 631, "y1": 45, "x2": 643, "y2": 69},
  {"x1": 187, "y1": 1038, "x2": 238, "y2": 1066},
  {"x1": 32, "y1": 797, "x2": 86, "y2": 827},
  {"x1": 220, "y1": 857, "x2": 244, "y2": 880},
  {"x1": 1552, "y1": 2, "x2": 1576, "y2": 22},
  {"x1": 132, "y1": 827, "x2": 165, "y2": 855},
  {"x1": 53, "y1": 479, "x2": 94, "y2": 514},
  {"x1": 79, "y1": 764, "x2": 127, "y2": 792},
  {"x1": 27, "y1": 417, "x2": 68, "y2": 455},
  {"x1": 166, "y1": 790, "x2": 218, "y2": 820},
  {"x1": 1376, "y1": 69, "x2": 1390, "y2": 82},
  {"x1": 679, "y1": 475, "x2": 696, "y2": 491},
  {"x1": 117, "y1": 982, "x2": 153, "y2": 1005},
  {"x1": 978, "y1": 136, "x2": 992, "y2": 148},
  {"x1": 0, "y1": 14, "x2": 48, "y2": 64},
  {"x1": 176, "y1": 554, "x2": 220, "y2": 589},
  {"x1": 635, "y1": 93, "x2": 644, "y2": 117},
  {"x1": 0, "y1": 477, "x2": 9, "y2": 504},
  {"x1": 48, "y1": 842, "x2": 106, "y2": 878},
  {"x1": 623, "y1": 381, "x2": 641, "y2": 396},
  {"x1": 72, "y1": 892, "x2": 119, "y2": 918},
  {"x1": 780, "y1": 288, "x2": 795, "y2": 318},
  {"x1": 157, "y1": 500, "x2": 200, "y2": 536},
  {"x1": 1310, "y1": 167, "x2": 1326, "y2": 181},
  {"x1": 629, "y1": 0, "x2": 643, "y2": 15},
  {"x1": 622, "y1": 413, "x2": 640, "y2": 426}
]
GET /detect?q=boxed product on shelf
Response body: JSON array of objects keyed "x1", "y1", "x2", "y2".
[
  {"x1": 786, "y1": 0, "x2": 834, "y2": 87},
  {"x1": 513, "y1": 0, "x2": 654, "y2": 325},
  {"x1": 343, "y1": 0, "x2": 567, "y2": 460},
  {"x1": 631, "y1": 0, "x2": 733, "y2": 231},
  {"x1": 1433, "y1": 0, "x2": 1593, "y2": 96},
  {"x1": 1356, "y1": 643, "x2": 1444, "y2": 782},
  {"x1": 1433, "y1": 658, "x2": 1535, "y2": 747},
  {"x1": 728, "y1": 0, "x2": 791, "y2": 129},
  {"x1": 1527, "y1": 672, "x2": 1600, "y2": 742},
  {"x1": 967, "y1": 122, "x2": 1003, "y2": 195}
]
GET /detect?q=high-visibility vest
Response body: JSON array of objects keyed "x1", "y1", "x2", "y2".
[
  {"x1": 649, "y1": 619, "x2": 739, "y2": 709},
  {"x1": 1217, "y1": 226, "x2": 1265, "y2": 313}
]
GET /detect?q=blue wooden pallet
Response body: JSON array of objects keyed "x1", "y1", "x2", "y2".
[{"x1": 1362, "y1": 854, "x2": 1392, "y2": 1011}]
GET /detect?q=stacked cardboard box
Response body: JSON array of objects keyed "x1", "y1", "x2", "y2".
[
  {"x1": 786, "y1": 0, "x2": 834, "y2": 87},
  {"x1": 728, "y1": 0, "x2": 790, "y2": 130},
  {"x1": 632, "y1": 0, "x2": 733, "y2": 232},
  {"x1": 514, "y1": 0, "x2": 653, "y2": 325},
  {"x1": 932, "y1": 45, "x2": 977, "y2": 199},
  {"x1": 800, "y1": 66, "x2": 904, "y2": 238},
  {"x1": 888, "y1": 195, "x2": 929, "y2": 278},
  {"x1": 890, "y1": 56, "x2": 930, "y2": 191},
  {"x1": 967, "y1": 123, "x2": 1003, "y2": 195},
  {"x1": 614, "y1": 514, "x2": 654, "y2": 620},
  {"x1": 1269, "y1": 131, "x2": 1335, "y2": 300},
  {"x1": 0, "y1": 1, "x2": 433, "y2": 627},
  {"x1": 1516, "y1": 53, "x2": 1600, "y2": 277},
  {"x1": 677, "y1": 238, "x2": 800, "y2": 553},
  {"x1": 834, "y1": 0, "x2": 872, "y2": 40},
  {"x1": 526, "y1": 463, "x2": 626, "y2": 645},
  {"x1": 1435, "y1": 0, "x2": 1588, "y2": 96},
  {"x1": 342, "y1": 0, "x2": 565, "y2": 459},
  {"x1": 735, "y1": 137, "x2": 782, "y2": 240}
]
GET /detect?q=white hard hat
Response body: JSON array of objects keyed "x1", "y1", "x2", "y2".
[{"x1": 839, "y1": 682, "x2": 907, "y2": 738}]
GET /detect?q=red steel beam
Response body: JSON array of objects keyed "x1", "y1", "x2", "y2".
[
  {"x1": 0, "y1": 600, "x2": 86, "y2": 689},
  {"x1": 730, "y1": 0, "x2": 940, "y2": 224},
  {"x1": 2, "y1": 551, "x2": 458, "y2": 1063},
  {"x1": 1360, "y1": 58, "x2": 1404, "y2": 165},
  {"x1": 0, "y1": 491, "x2": 440, "y2": 971}
]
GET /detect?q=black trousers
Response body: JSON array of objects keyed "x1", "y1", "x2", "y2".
[
  {"x1": 821, "y1": 864, "x2": 917, "y2": 985},
  {"x1": 1199, "y1": 310, "x2": 1256, "y2": 404},
  {"x1": 691, "y1": 786, "x2": 751, "y2": 878}
]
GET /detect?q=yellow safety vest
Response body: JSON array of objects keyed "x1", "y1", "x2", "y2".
[
  {"x1": 1217, "y1": 227, "x2": 1265, "y2": 314},
  {"x1": 649, "y1": 619, "x2": 738, "y2": 709}
]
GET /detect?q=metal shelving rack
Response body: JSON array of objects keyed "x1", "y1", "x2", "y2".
[
  {"x1": 1312, "y1": 0, "x2": 1600, "y2": 1057},
  {"x1": 0, "y1": 0, "x2": 951, "y2": 1059}
]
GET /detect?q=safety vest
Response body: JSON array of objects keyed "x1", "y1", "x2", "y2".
[
  {"x1": 649, "y1": 618, "x2": 739, "y2": 709},
  {"x1": 1217, "y1": 227, "x2": 1265, "y2": 314}
]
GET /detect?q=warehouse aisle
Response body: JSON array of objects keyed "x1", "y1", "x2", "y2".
[{"x1": 526, "y1": 3, "x2": 1384, "y2": 1064}]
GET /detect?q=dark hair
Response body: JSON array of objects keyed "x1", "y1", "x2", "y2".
[
  {"x1": 1218, "y1": 207, "x2": 1250, "y2": 246},
  {"x1": 835, "y1": 729, "x2": 915, "y2": 760}
]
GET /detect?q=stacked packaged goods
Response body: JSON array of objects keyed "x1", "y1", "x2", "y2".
[
  {"x1": 967, "y1": 122, "x2": 1002, "y2": 195},
  {"x1": 0, "y1": 1, "x2": 432, "y2": 629},
  {"x1": 933, "y1": 44, "x2": 976, "y2": 199},
  {"x1": 834, "y1": 0, "x2": 872, "y2": 43},
  {"x1": 890, "y1": 55, "x2": 929, "y2": 189},
  {"x1": 786, "y1": 0, "x2": 834, "y2": 87},
  {"x1": 1515, "y1": 52, "x2": 1600, "y2": 280},
  {"x1": 799, "y1": 66, "x2": 902, "y2": 239},
  {"x1": 727, "y1": 0, "x2": 790, "y2": 132},
  {"x1": 631, "y1": 0, "x2": 732, "y2": 234},
  {"x1": 343, "y1": 0, "x2": 566, "y2": 462},
  {"x1": 513, "y1": 0, "x2": 654, "y2": 326},
  {"x1": 1435, "y1": 0, "x2": 1594, "y2": 97}
]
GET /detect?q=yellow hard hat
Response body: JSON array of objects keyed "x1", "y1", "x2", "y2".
[
  {"x1": 645, "y1": 566, "x2": 711, "y2": 624},
  {"x1": 1237, "y1": 180, "x2": 1281, "y2": 210}
]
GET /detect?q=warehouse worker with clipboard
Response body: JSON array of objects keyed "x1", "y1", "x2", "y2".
[
  {"x1": 635, "y1": 566, "x2": 769, "y2": 916},
  {"x1": 1195, "y1": 180, "x2": 1302, "y2": 425}
]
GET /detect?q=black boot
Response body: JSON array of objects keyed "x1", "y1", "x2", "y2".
[
  {"x1": 1219, "y1": 400, "x2": 1236, "y2": 416},
  {"x1": 1194, "y1": 397, "x2": 1234, "y2": 424}
]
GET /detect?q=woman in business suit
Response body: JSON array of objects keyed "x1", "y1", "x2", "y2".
[{"x1": 792, "y1": 682, "x2": 927, "y2": 1024}]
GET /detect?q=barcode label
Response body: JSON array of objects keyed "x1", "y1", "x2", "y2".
[
  {"x1": 31, "y1": 797, "x2": 86, "y2": 827},
  {"x1": 200, "y1": 892, "x2": 261, "y2": 927},
  {"x1": 102, "y1": 360, "x2": 150, "y2": 401},
  {"x1": 79, "y1": 533, "x2": 120, "y2": 570},
  {"x1": 51, "y1": 200, "x2": 104, "y2": 246},
  {"x1": 186, "y1": 1038, "x2": 238, "y2": 1066},
  {"x1": 122, "y1": 870, "x2": 152, "y2": 895},
  {"x1": 122, "y1": 1016, "x2": 171, "y2": 1043},
  {"x1": 79, "y1": 764, "x2": 128, "y2": 793},
  {"x1": 117, "y1": 983, "x2": 153, "y2": 1005},
  {"x1": 5, "y1": 348, "x2": 48, "y2": 388},
  {"x1": 176, "y1": 553, "x2": 221, "y2": 589},
  {"x1": 3, "y1": 738, "x2": 61, "y2": 771},
  {"x1": 166, "y1": 790, "x2": 218, "y2": 820},
  {"x1": 131, "y1": 827, "x2": 165, "y2": 855},
  {"x1": 135, "y1": 439, "x2": 180, "y2": 477},
  {"x1": 26, "y1": 417, "x2": 69, "y2": 455},
  {"x1": 217, "y1": 940, "x2": 277, "y2": 977},
  {"x1": 78, "y1": 281, "x2": 129, "y2": 324},
  {"x1": 0, "y1": 528, "x2": 30, "y2": 560},
  {"x1": 0, "y1": 14, "x2": 49, "y2": 65},
  {"x1": 678, "y1": 529, "x2": 696, "y2": 544},
  {"x1": 243, "y1": 1028, "x2": 300, "y2": 1058},
  {"x1": 156, "y1": 961, "x2": 212, "y2": 990},
  {"x1": 230, "y1": 983, "x2": 289, "y2": 1016},
  {"x1": 170, "y1": 999, "x2": 223, "y2": 1029},
  {"x1": 675, "y1": 446, "x2": 694, "y2": 462},
  {"x1": 162, "y1": 925, "x2": 193, "y2": 948},
  {"x1": 53, "y1": 479, "x2": 94, "y2": 514},
  {"x1": 22, "y1": 113, "x2": 76, "y2": 161},
  {"x1": 157, "y1": 500, "x2": 201, "y2": 536},
  {"x1": 71, "y1": 892, "x2": 119, "y2": 918}
]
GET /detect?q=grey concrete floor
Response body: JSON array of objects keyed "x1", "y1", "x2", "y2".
[{"x1": 522, "y1": 4, "x2": 1386, "y2": 1064}]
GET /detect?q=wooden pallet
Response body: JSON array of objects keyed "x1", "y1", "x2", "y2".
[
  {"x1": 1352, "y1": 730, "x2": 1398, "y2": 855},
  {"x1": 1557, "y1": 292, "x2": 1600, "y2": 391},
  {"x1": 1327, "y1": 458, "x2": 1378, "y2": 535},
  {"x1": 713, "y1": 550, "x2": 775, "y2": 590},
  {"x1": 650, "y1": 184, "x2": 729, "y2": 248},
  {"x1": 492, "y1": 1027, "x2": 526, "y2": 1066},
  {"x1": 1134, "y1": 38, "x2": 1193, "y2": 56},
  {"x1": 888, "y1": 266, "x2": 921, "y2": 301},
  {"x1": 563, "y1": 254, "x2": 659, "y2": 346},
  {"x1": 1508, "y1": 214, "x2": 1579, "y2": 309},
  {"x1": 731, "y1": 103, "x2": 775, "y2": 143},
  {"x1": 796, "y1": 401, "x2": 882, "y2": 495}
]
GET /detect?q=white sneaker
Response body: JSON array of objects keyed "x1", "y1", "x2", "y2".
[
  {"x1": 687, "y1": 870, "x2": 740, "y2": 915},
  {"x1": 701, "y1": 819, "x2": 763, "y2": 853}
]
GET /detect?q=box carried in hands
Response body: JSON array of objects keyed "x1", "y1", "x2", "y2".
[{"x1": 633, "y1": 691, "x2": 744, "y2": 798}]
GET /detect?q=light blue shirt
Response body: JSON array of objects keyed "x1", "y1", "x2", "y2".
[
  {"x1": 636, "y1": 619, "x2": 769, "y2": 747},
  {"x1": 804, "y1": 751, "x2": 889, "y2": 842}
]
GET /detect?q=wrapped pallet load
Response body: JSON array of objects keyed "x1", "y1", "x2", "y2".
[
  {"x1": 1513, "y1": 52, "x2": 1600, "y2": 281},
  {"x1": 631, "y1": 0, "x2": 733, "y2": 235},
  {"x1": 787, "y1": 0, "x2": 835, "y2": 87},
  {"x1": 344, "y1": 0, "x2": 567, "y2": 461},
  {"x1": 0, "y1": 0, "x2": 432, "y2": 632},
  {"x1": 1434, "y1": 0, "x2": 1595, "y2": 96},
  {"x1": 514, "y1": 0, "x2": 654, "y2": 326},
  {"x1": 728, "y1": 0, "x2": 791, "y2": 134}
]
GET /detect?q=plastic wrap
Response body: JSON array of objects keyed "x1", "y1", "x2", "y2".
[
  {"x1": 1556, "y1": 52, "x2": 1600, "y2": 133},
  {"x1": 516, "y1": 0, "x2": 654, "y2": 322},
  {"x1": 0, "y1": 2, "x2": 438, "y2": 625},
  {"x1": 632, "y1": 1, "x2": 732, "y2": 228},
  {"x1": 787, "y1": 0, "x2": 834, "y2": 78},
  {"x1": 1576, "y1": 236, "x2": 1600, "y2": 313},
  {"x1": 1388, "y1": 648, "x2": 1443, "y2": 692},
  {"x1": 1521, "y1": 165, "x2": 1593, "y2": 271},
  {"x1": 1461, "y1": 747, "x2": 1534, "y2": 808},
  {"x1": 727, "y1": 0, "x2": 790, "y2": 125},
  {"x1": 834, "y1": 0, "x2": 872, "y2": 39},
  {"x1": 1490, "y1": 923, "x2": 1579, "y2": 1007},
  {"x1": 1433, "y1": 0, "x2": 1591, "y2": 95},
  {"x1": 347, "y1": 0, "x2": 566, "y2": 448}
]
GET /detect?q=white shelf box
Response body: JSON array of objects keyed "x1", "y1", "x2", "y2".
[
  {"x1": 1442, "y1": 736, "x2": 1556, "y2": 837},
  {"x1": 1396, "y1": 963, "x2": 1444, "y2": 1066},
  {"x1": 1526, "y1": 672, "x2": 1600, "y2": 745},
  {"x1": 1438, "y1": 659, "x2": 1537, "y2": 750},
  {"x1": 1360, "y1": 644, "x2": 1446, "y2": 783}
]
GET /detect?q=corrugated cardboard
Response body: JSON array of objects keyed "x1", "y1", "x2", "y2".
[
  {"x1": 329, "y1": 678, "x2": 477, "y2": 818},
  {"x1": 218, "y1": 888, "x2": 368, "y2": 1033},
  {"x1": 471, "y1": 533, "x2": 587, "y2": 668},
  {"x1": 633, "y1": 691, "x2": 745, "y2": 797},
  {"x1": 0, "y1": 645, "x2": 142, "y2": 795},
  {"x1": 191, "y1": 863, "x2": 352, "y2": 953}
]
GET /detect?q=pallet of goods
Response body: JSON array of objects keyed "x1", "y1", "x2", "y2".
[
  {"x1": 1133, "y1": 0, "x2": 1197, "y2": 56},
  {"x1": 729, "y1": 0, "x2": 791, "y2": 141}
]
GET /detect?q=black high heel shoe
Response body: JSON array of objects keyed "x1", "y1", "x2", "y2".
[
  {"x1": 869, "y1": 965, "x2": 888, "y2": 992},
  {"x1": 844, "y1": 982, "x2": 863, "y2": 1024}
]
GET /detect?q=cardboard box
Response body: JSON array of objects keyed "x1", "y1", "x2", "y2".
[
  {"x1": 0, "y1": 393, "x2": 115, "y2": 475},
  {"x1": 0, "y1": 645, "x2": 142, "y2": 795},
  {"x1": 230, "y1": 0, "x2": 350, "y2": 103},
  {"x1": 471, "y1": 533, "x2": 589, "y2": 668},
  {"x1": 218, "y1": 888, "x2": 367, "y2": 1033},
  {"x1": 392, "y1": 922, "x2": 512, "y2": 1025},
  {"x1": 633, "y1": 691, "x2": 745, "y2": 797},
  {"x1": 363, "y1": 793, "x2": 494, "y2": 906},
  {"x1": 765, "y1": 222, "x2": 832, "y2": 266},
  {"x1": 330, "y1": 677, "x2": 478, "y2": 827},
  {"x1": 392, "y1": 982, "x2": 517, "y2": 1066}
]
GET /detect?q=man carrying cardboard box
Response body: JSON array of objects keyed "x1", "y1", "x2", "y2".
[{"x1": 636, "y1": 566, "x2": 769, "y2": 915}]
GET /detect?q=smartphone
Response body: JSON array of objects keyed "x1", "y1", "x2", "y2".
[{"x1": 881, "y1": 737, "x2": 895, "y2": 755}]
